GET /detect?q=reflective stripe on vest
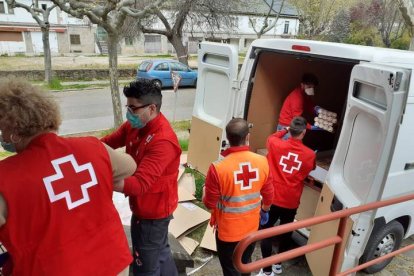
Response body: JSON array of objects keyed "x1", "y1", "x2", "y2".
[
  {"x1": 217, "y1": 199, "x2": 261, "y2": 213},
  {"x1": 220, "y1": 192, "x2": 260, "y2": 203}
]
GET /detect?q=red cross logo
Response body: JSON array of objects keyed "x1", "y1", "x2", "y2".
[
  {"x1": 234, "y1": 162, "x2": 259, "y2": 190},
  {"x1": 279, "y1": 152, "x2": 302, "y2": 174},
  {"x1": 43, "y1": 154, "x2": 98, "y2": 210}
]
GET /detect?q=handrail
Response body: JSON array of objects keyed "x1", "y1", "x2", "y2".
[{"x1": 233, "y1": 192, "x2": 414, "y2": 275}]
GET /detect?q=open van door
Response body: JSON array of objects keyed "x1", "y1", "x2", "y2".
[
  {"x1": 187, "y1": 42, "x2": 239, "y2": 175},
  {"x1": 306, "y1": 63, "x2": 410, "y2": 275}
]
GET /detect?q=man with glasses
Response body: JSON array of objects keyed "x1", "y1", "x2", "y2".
[{"x1": 102, "y1": 79, "x2": 181, "y2": 276}]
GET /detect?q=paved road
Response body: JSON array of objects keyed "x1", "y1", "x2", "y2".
[{"x1": 54, "y1": 86, "x2": 196, "y2": 135}]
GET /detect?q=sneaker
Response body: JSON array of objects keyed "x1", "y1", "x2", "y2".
[
  {"x1": 256, "y1": 269, "x2": 275, "y2": 276},
  {"x1": 272, "y1": 264, "x2": 282, "y2": 274}
]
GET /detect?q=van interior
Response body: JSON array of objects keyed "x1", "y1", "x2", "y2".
[{"x1": 245, "y1": 49, "x2": 359, "y2": 223}]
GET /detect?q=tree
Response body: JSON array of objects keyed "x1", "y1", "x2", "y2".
[
  {"x1": 325, "y1": 9, "x2": 351, "y2": 43},
  {"x1": 347, "y1": 0, "x2": 407, "y2": 48},
  {"x1": 248, "y1": 0, "x2": 286, "y2": 39},
  {"x1": 7, "y1": 0, "x2": 56, "y2": 84},
  {"x1": 290, "y1": 0, "x2": 356, "y2": 39},
  {"x1": 51, "y1": 0, "x2": 163, "y2": 128},
  {"x1": 397, "y1": 0, "x2": 414, "y2": 50},
  {"x1": 136, "y1": 0, "x2": 238, "y2": 65}
]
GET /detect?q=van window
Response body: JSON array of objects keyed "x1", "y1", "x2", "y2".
[{"x1": 353, "y1": 82, "x2": 387, "y2": 110}]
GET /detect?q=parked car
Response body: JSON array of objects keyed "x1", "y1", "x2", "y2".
[{"x1": 136, "y1": 59, "x2": 198, "y2": 89}]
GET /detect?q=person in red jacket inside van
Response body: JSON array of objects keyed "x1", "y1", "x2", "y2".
[
  {"x1": 278, "y1": 73, "x2": 320, "y2": 139},
  {"x1": 257, "y1": 116, "x2": 316, "y2": 276},
  {"x1": 101, "y1": 80, "x2": 182, "y2": 276}
]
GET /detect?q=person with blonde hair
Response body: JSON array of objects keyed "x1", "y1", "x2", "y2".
[{"x1": 0, "y1": 78, "x2": 135, "y2": 275}]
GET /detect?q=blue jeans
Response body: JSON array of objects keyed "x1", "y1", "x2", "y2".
[
  {"x1": 131, "y1": 215, "x2": 177, "y2": 276},
  {"x1": 276, "y1": 124, "x2": 290, "y2": 140}
]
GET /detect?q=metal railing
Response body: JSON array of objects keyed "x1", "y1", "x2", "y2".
[{"x1": 233, "y1": 193, "x2": 414, "y2": 276}]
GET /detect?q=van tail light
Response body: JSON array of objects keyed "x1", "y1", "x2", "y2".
[{"x1": 292, "y1": 45, "x2": 311, "y2": 52}]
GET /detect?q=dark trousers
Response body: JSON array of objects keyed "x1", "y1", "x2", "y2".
[
  {"x1": 131, "y1": 214, "x2": 177, "y2": 276},
  {"x1": 216, "y1": 232, "x2": 255, "y2": 276},
  {"x1": 260, "y1": 205, "x2": 297, "y2": 273}
]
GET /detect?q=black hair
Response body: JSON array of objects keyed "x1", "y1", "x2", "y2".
[
  {"x1": 226, "y1": 118, "x2": 249, "y2": 147},
  {"x1": 301, "y1": 73, "x2": 319, "y2": 86},
  {"x1": 289, "y1": 116, "x2": 307, "y2": 137},
  {"x1": 123, "y1": 79, "x2": 162, "y2": 112}
]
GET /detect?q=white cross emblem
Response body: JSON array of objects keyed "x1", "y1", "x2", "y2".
[
  {"x1": 279, "y1": 152, "x2": 302, "y2": 174},
  {"x1": 234, "y1": 162, "x2": 259, "y2": 190},
  {"x1": 43, "y1": 154, "x2": 98, "y2": 210}
]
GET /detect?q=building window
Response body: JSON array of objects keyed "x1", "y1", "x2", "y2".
[
  {"x1": 125, "y1": 37, "x2": 133, "y2": 46},
  {"x1": 70, "y1": 34, "x2": 81, "y2": 45},
  {"x1": 284, "y1": 21, "x2": 289, "y2": 34},
  {"x1": 41, "y1": 4, "x2": 47, "y2": 11},
  {"x1": 0, "y1": 2, "x2": 5, "y2": 14}
]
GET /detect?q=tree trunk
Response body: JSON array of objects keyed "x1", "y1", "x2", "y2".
[
  {"x1": 410, "y1": 36, "x2": 414, "y2": 51},
  {"x1": 42, "y1": 25, "x2": 53, "y2": 84},
  {"x1": 169, "y1": 35, "x2": 188, "y2": 65},
  {"x1": 107, "y1": 33, "x2": 123, "y2": 128}
]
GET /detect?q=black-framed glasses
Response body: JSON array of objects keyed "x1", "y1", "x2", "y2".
[{"x1": 126, "y1": 103, "x2": 151, "y2": 112}]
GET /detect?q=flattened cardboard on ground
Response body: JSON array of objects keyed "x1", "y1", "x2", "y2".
[
  {"x1": 178, "y1": 173, "x2": 196, "y2": 195},
  {"x1": 169, "y1": 202, "x2": 210, "y2": 238},
  {"x1": 177, "y1": 236, "x2": 199, "y2": 255},
  {"x1": 200, "y1": 223, "x2": 217, "y2": 252},
  {"x1": 178, "y1": 186, "x2": 196, "y2": 202}
]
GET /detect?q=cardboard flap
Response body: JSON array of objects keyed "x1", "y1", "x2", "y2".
[
  {"x1": 169, "y1": 203, "x2": 210, "y2": 238},
  {"x1": 200, "y1": 223, "x2": 217, "y2": 252}
]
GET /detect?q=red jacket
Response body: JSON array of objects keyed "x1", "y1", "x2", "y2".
[
  {"x1": 102, "y1": 113, "x2": 181, "y2": 219},
  {"x1": 266, "y1": 129, "x2": 316, "y2": 209},
  {"x1": 278, "y1": 87, "x2": 314, "y2": 129},
  {"x1": 0, "y1": 133, "x2": 132, "y2": 275}
]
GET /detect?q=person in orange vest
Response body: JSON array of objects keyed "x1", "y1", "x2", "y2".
[
  {"x1": 203, "y1": 118, "x2": 274, "y2": 276},
  {"x1": 0, "y1": 78, "x2": 135, "y2": 275},
  {"x1": 257, "y1": 116, "x2": 316, "y2": 276}
]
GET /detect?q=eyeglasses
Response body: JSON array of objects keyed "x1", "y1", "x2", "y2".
[{"x1": 126, "y1": 103, "x2": 152, "y2": 112}]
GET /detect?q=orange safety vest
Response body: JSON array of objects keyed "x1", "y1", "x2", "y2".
[{"x1": 213, "y1": 151, "x2": 269, "y2": 242}]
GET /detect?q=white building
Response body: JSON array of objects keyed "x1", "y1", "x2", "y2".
[
  {"x1": 120, "y1": 0, "x2": 300, "y2": 55},
  {"x1": 0, "y1": 0, "x2": 299, "y2": 56},
  {"x1": 0, "y1": 0, "x2": 96, "y2": 55}
]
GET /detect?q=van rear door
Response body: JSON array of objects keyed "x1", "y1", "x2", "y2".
[
  {"x1": 187, "y1": 42, "x2": 239, "y2": 174},
  {"x1": 306, "y1": 63, "x2": 410, "y2": 275}
]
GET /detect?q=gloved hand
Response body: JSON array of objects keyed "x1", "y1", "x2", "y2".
[
  {"x1": 311, "y1": 125, "x2": 323, "y2": 131},
  {"x1": 314, "y1": 105, "x2": 322, "y2": 114},
  {"x1": 260, "y1": 208, "x2": 269, "y2": 226}
]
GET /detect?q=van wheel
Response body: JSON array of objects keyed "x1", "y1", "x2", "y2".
[
  {"x1": 153, "y1": 80, "x2": 162, "y2": 89},
  {"x1": 360, "y1": 220, "x2": 404, "y2": 274}
]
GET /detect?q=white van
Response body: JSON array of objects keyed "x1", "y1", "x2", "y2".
[{"x1": 187, "y1": 39, "x2": 414, "y2": 274}]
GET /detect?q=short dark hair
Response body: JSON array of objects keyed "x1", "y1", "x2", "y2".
[
  {"x1": 226, "y1": 118, "x2": 249, "y2": 147},
  {"x1": 301, "y1": 73, "x2": 319, "y2": 86},
  {"x1": 123, "y1": 79, "x2": 162, "y2": 112},
  {"x1": 289, "y1": 116, "x2": 307, "y2": 137}
]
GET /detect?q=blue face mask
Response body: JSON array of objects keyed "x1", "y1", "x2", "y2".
[
  {"x1": 0, "y1": 135, "x2": 16, "y2": 153},
  {"x1": 126, "y1": 110, "x2": 146, "y2": 129}
]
